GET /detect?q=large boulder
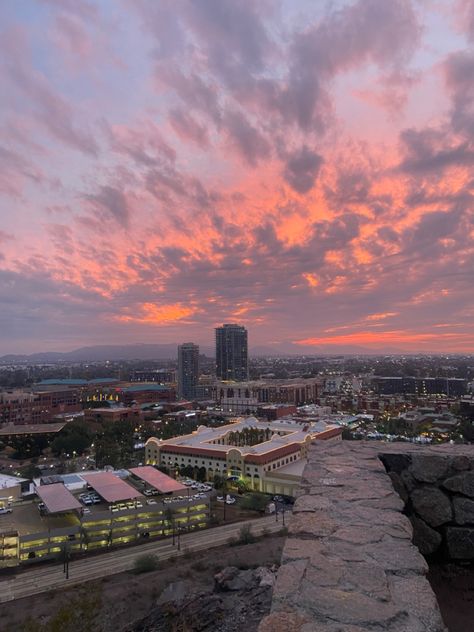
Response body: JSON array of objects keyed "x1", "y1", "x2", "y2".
[
  {"x1": 451, "y1": 455, "x2": 471, "y2": 471},
  {"x1": 409, "y1": 455, "x2": 450, "y2": 483},
  {"x1": 453, "y1": 497, "x2": 474, "y2": 525},
  {"x1": 214, "y1": 566, "x2": 257, "y2": 592},
  {"x1": 410, "y1": 515, "x2": 442, "y2": 556},
  {"x1": 443, "y1": 471, "x2": 474, "y2": 497},
  {"x1": 446, "y1": 527, "x2": 474, "y2": 559},
  {"x1": 410, "y1": 487, "x2": 452, "y2": 527}
]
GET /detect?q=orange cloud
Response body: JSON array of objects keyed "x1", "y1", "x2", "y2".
[
  {"x1": 302, "y1": 272, "x2": 319, "y2": 287},
  {"x1": 114, "y1": 302, "x2": 196, "y2": 325},
  {"x1": 295, "y1": 330, "x2": 470, "y2": 347},
  {"x1": 365, "y1": 312, "x2": 398, "y2": 321}
]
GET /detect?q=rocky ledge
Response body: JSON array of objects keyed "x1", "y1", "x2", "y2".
[
  {"x1": 128, "y1": 565, "x2": 277, "y2": 632},
  {"x1": 259, "y1": 441, "x2": 456, "y2": 632}
]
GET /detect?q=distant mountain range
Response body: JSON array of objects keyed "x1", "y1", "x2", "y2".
[{"x1": 0, "y1": 342, "x2": 408, "y2": 363}]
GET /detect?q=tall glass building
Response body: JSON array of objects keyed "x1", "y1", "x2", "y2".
[
  {"x1": 177, "y1": 343, "x2": 199, "y2": 399},
  {"x1": 215, "y1": 324, "x2": 248, "y2": 382}
]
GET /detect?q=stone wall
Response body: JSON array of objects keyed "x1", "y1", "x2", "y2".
[
  {"x1": 381, "y1": 447, "x2": 474, "y2": 560},
  {"x1": 259, "y1": 441, "x2": 474, "y2": 632}
]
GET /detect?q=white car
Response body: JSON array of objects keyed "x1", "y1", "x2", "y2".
[
  {"x1": 184, "y1": 480, "x2": 193, "y2": 486},
  {"x1": 147, "y1": 499, "x2": 157, "y2": 505},
  {"x1": 0, "y1": 507, "x2": 12, "y2": 515},
  {"x1": 226, "y1": 496, "x2": 236, "y2": 505},
  {"x1": 216, "y1": 496, "x2": 224, "y2": 502},
  {"x1": 82, "y1": 507, "x2": 91, "y2": 515}
]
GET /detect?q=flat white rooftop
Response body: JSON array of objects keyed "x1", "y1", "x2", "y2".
[{"x1": 149, "y1": 416, "x2": 338, "y2": 456}]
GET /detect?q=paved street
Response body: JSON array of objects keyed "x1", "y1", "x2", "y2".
[{"x1": 0, "y1": 515, "x2": 284, "y2": 603}]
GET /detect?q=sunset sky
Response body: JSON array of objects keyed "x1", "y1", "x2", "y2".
[{"x1": 1, "y1": 0, "x2": 474, "y2": 355}]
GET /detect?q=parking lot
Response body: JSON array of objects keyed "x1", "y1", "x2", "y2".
[
  {"x1": 0, "y1": 476, "x2": 217, "y2": 539},
  {"x1": 0, "y1": 501, "x2": 80, "y2": 536}
]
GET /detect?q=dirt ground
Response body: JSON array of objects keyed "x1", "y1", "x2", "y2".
[
  {"x1": 1, "y1": 535, "x2": 285, "y2": 632},
  {"x1": 428, "y1": 563, "x2": 474, "y2": 632}
]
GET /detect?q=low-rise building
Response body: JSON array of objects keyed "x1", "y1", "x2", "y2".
[
  {"x1": 83, "y1": 406, "x2": 143, "y2": 425},
  {"x1": 213, "y1": 378, "x2": 322, "y2": 413},
  {"x1": 145, "y1": 416, "x2": 342, "y2": 496}
]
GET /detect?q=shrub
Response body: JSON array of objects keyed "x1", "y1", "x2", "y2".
[
  {"x1": 132, "y1": 553, "x2": 159, "y2": 574},
  {"x1": 237, "y1": 524, "x2": 256, "y2": 545},
  {"x1": 191, "y1": 560, "x2": 207, "y2": 572}
]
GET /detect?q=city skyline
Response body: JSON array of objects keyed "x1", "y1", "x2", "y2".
[{"x1": 1, "y1": 1, "x2": 474, "y2": 355}]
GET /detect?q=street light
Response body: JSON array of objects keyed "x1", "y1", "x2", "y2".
[{"x1": 62, "y1": 542, "x2": 70, "y2": 580}]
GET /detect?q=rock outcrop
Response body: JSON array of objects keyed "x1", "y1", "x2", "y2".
[{"x1": 259, "y1": 441, "x2": 455, "y2": 632}]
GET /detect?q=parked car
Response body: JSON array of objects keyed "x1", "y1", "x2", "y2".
[
  {"x1": 82, "y1": 507, "x2": 91, "y2": 515},
  {"x1": 0, "y1": 507, "x2": 13, "y2": 515},
  {"x1": 146, "y1": 499, "x2": 157, "y2": 505},
  {"x1": 217, "y1": 496, "x2": 224, "y2": 502}
]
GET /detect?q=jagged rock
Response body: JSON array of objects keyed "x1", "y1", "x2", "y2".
[
  {"x1": 410, "y1": 515, "x2": 442, "y2": 555},
  {"x1": 410, "y1": 487, "x2": 452, "y2": 527},
  {"x1": 409, "y1": 455, "x2": 450, "y2": 483},
  {"x1": 214, "y1": 566, "x2": 257, "y2": 591},
  {"x1": 255, "y1": 567, "x2": 276, "y2": 588},
  {"x1": 443, "y1": 471, "x2": 474, "y2": 497},
  {"x1": 453, "y1": 497, "x2": 474, "y2": 525},
  {"x1": 157, "y1": 580, "x2": 190, "y2": 607},
  {"x1": 446, "y1": 527, "x2": 474, "y2": 559}
]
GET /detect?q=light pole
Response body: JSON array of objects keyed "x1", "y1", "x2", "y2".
[{"x1": 62, "y1": 542, "x2": 70, "y2": 579}]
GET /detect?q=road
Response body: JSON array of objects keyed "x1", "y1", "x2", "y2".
[{"x1": 0, "y1": 515, "x2": 284, "y2": 603}]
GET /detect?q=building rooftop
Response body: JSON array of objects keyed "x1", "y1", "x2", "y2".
[
  {"x1": 81, "y1": 472, "x2": 143, "y2": 503},
  {"x1": 0, "y1": 474, "x2": 28, "y2": 488},
  {"x1": 129, "y1": 466, "x2": 187, "y2": 494},
  {"x1": 0, "y1": 423, "x2": 66, "y2": 436},
  {"x1": 147, "y1": 416, "x2": 340, "y2": 458},
  {"x1": 35, "y1": 483, "x2": 82, "y2": 514},
  {"x1": 121, "y1": 384, "x2": 170, "y2": 393},
  {"x1": 37, "y1": 378, "x2": 119, "y2": 386}
]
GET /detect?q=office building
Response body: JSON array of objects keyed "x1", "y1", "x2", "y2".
[
  {"x1": 178, "y1": 343, "x2": 200, "y2": 399},
  {"x1": 215, "y1": 324, "x2": 248, "y2": 382}
]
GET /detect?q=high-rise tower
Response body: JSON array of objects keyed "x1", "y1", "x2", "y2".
[
  {"x1": 177, "y1": 343, "x2": 199, "y2": 399},
  {"x1": 215, "y1": 324, "x2": 248, "y2": 381}
]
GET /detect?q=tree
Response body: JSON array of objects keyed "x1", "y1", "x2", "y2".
[
  {"x1": 51, "y1": 422, "x2": 93, "y2": 457},
  {"x1": 19, "y1": 463, "x2": 42, "y2": 479},
  {"x1": 240, "y1": 492, "x2": 269, "y2": 513},
  {"x1": 132, "y1": 553, "x2": 159, "y2": 574},
  {"x1": 196, "y1": 466, "x2": 207, "y2": 482}
]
